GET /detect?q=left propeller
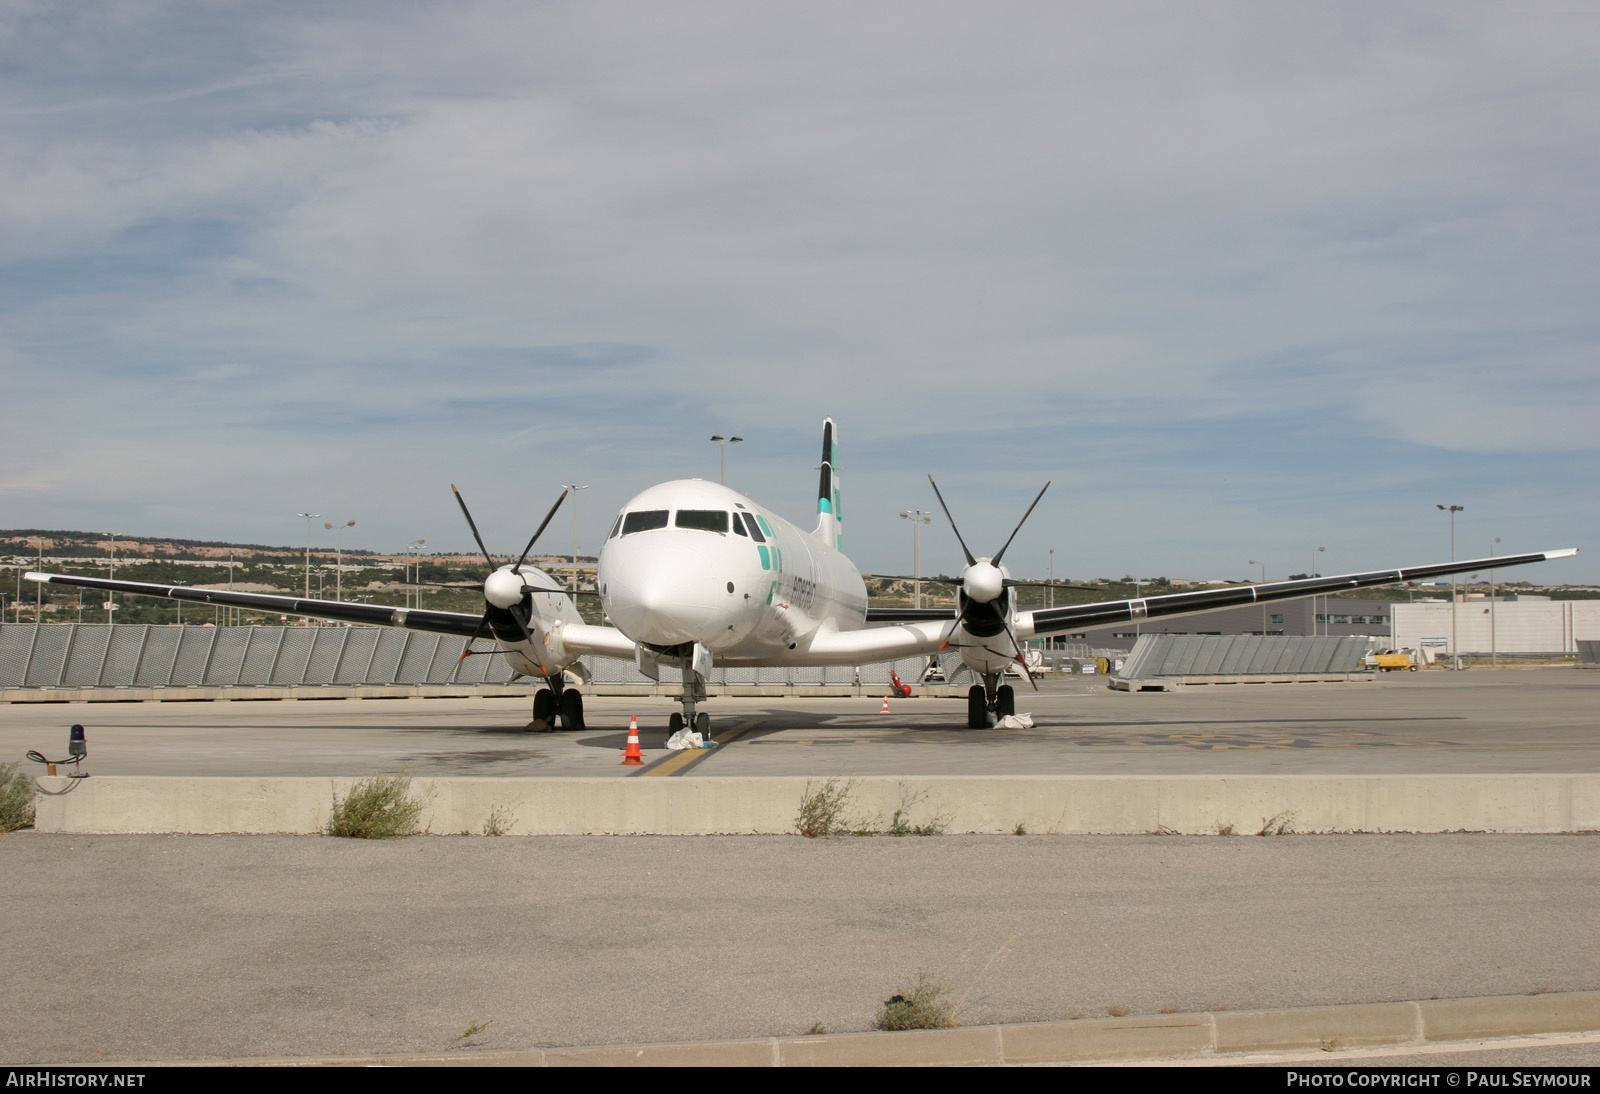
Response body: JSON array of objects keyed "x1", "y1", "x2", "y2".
[{"x1": 450, "y1": 484, "x2": 568, "y2": 656}]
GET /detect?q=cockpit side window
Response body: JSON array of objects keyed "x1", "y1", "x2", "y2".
[
  {"x1": 732, "y1": 516, "x2": 748, "y2": 536},
  {"x1": 607, "y1": 514, "x2": 623, "y2": 540},
  {"x1": 674, "y1": 509, "x2": 729, "y2": 533},
  {"x1": 740, "y1": 513, "x2": 766, "y2": 542},
  {"x1": 621, "y1": 510, "x2": 669, "y2": 535}
]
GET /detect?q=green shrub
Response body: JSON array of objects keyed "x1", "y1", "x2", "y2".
[
  {"x1": 326, "y1": 772, "x2": 425, "y2": 839},
  {"x1": 876, "y1": 974, "x2": 954, "y2": 1031},
  {"x1": 0, "y1": 762, "x2": 36, "y2": 832}
]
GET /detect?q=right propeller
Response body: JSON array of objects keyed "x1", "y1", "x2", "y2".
[
  {"x1": 927, "y1": 476, "x2": 1051, "y2": 689},
  {"x1": 450, "y1": 484, "x2": 568, "y2": 656}
]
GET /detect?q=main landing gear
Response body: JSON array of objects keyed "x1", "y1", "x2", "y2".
[
  {"x1": 531, "y1": 675, "x2": 585, "y2": 731},
  {"x1": 966, "y1": 672, "x2": 1015, "y2": 729}
]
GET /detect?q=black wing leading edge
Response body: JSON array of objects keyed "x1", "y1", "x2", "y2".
[
  {"x1": 23, "y1": 572, "x2": 483, "y2": 638},
  {"x1": 1024, "y1": 549, "x2": 1578, "y2": 637}
]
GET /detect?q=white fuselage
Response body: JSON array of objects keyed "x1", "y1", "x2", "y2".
[{"x1": 596, "y1": 479, "x2": 868, "y2": 664}]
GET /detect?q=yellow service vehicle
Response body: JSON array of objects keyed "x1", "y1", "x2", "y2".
[{"x1": 1368, "y1": 649, "x2": 1419, "y2": 672}]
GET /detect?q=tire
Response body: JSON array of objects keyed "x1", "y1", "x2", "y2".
[
  {"x1": 695, "y1": 712, "x2": 711, "y2": 738},
  {"x1": 967, "y1": 684, "x2": 988, "y2": 729},
  {"x1": 996, "y1": 685, "x2": 1016, "y2": 718},
  {"x1": 532, "y1": 689, "x2": 555, "y2": 729},
  {"x1": 558, "y1": 688, "x2": 585, "y2": 731},
  {"x1": 669, "y1": 712, "x2": 684, "y2": 734}
]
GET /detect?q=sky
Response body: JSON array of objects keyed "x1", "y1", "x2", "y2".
[{"x1": 2, "y1": 1, "x2": 1595, "y2": 584}]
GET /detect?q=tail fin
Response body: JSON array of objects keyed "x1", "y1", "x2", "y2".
[{"x1": 814, "y1": 418, "x2": 843, "y2": 551}]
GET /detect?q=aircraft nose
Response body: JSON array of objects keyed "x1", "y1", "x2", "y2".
[{"x1": 601, "y1": 536, "x2": 743, "y2": 647}]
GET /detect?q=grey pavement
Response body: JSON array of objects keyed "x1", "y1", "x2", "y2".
[
  {"x1": 1, "y1": 833, "x2": 1596, "y2": 1065},
  {"x1": 3, "y1": 667, "x2": 1596, "y2": 778}
]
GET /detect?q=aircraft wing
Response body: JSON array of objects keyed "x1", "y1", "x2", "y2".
[
  {"x1": 25, "y1": 572, "x2": 482, "y2": 637},
  {"x1": 1018, "y1": 548, "x2": 1578, "y2": 639},
  {"x1": 865, "y1": 606, "x2": 956, "y2": 623}
]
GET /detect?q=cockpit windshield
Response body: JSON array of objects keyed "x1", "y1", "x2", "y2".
[
  {"x1": 674, "y1": 509, "x2": 729, "y2": 533},
  {"x1": 620, "y1": 510, "x2": 669, "y2": 535}
]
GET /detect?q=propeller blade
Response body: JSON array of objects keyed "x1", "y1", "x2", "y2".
[
  {"x1": 459, "y1": 610, "x2": 492, "y2": 660},
  {"x1": 990, "y1": 481, "x2": 1050, "y2": 567},
  {"x1": 452, "y1": 484, "x2": 497, "y2": 572},
  {"x1": 512, "y1": 489, "x2": 569, "y2": 575},
  {"x1": 927, "y1": 476, "x2": 977, "y2": 567},
  {"x1": 999, "y1": 618, "x2": 1039, "y2": 691}
]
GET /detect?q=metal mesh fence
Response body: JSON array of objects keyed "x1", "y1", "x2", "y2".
[
  {"x1": 1118, "y1": 634, "x2": 1374, "y2": 679},
  {"x1": 2, "y1": 624, "x2": 946, "y2": 689}
]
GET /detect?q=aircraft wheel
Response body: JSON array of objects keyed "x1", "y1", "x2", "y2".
[
  {"x1": 966, "y1": 685, "x2": 988, "y2": 729},
  {"x1": 996, "y1": 685, "x2": 1016, "y2": 718},
  {"x1": 695, "y1": 712, "x2": 711, "y2": 738},
  {"x1": 558, "y1": 689, "x2": 585, "y2": 731},
  {"x1": 1408, "y1": 665, "x2": 1418, "y2": 672},
  {"x1": 532, "y1": 689, "x2": 556, "y2": 730},
  {"x1": 669, "y1": 712, "x2": 684, "y2": 734}
]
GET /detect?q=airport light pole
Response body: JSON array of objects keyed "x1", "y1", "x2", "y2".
[
  {"x1": 1310, "y1": 545, "x2": 1324, "y2": 636},
  {"x1": 106, "y1": 534, "x2": 119, "y2": 624},
  {"x1": 1248, "y1": 559, "x2": 1267, "y2": 634},
  {"x1": 1490, "y1": 536, "x2": 1500, "y2": 671},
  {"x1": 405, "y1": 540, "x2": 425, "y2": 608},
  {"x1": 30, "y1": 537, "x2": 44, "y2": 618},
  {"x1": 563, "y1": 484, "x2": 589, "y2": 591},
  {"x1": 899, "y1": 509, "x2": 931, "y2": 608},
  {"x1": 324, "y1": 520, "x2": 355, "y2": 601},
  {"x1": 710, "y1": 436, "x2": 742, "y2": 485},
  {"x1": 297, "y1": 513, "x2": 320, "y2": 598},
  {"x1": 1437, "y1": 505, "x2": 1463, "y2": 669},
  {"x1": 1049, "y1": 548, "x2": 1055, "y2": 610}
]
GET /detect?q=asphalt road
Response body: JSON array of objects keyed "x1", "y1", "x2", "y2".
[
  {"x1": 1, "y1": 833, "x2": 1596, "y2": 1065},
  {"x1": 3, "y1": 668, "x2": 1596, "y2": 778}
]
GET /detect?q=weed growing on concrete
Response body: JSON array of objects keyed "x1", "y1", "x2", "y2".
[
  {"x1": 796, "y1": 778, "x2": 851, "y2": 837},
  {"x1": 875, "y1": 974, "x2": 954, "y2": 1031},
  {"x1": 1215, "y1": 822, "x2": 1235, "y2": 836},
  {"x1": 1158, "y1": 1005, "x2": 1180, "y2": 1014},
  {"x1": 1107, "y1": 1004, "x2": 1131, "y2": 1017},
  {"x1": 0, "y1": 761, "x2": 36, "y2": 832},
  {"x1": 804, "y1": 1022, "x2": 828, "y2": 1036},
  {"x1": 886, "y1": 785, "x2": 950, "y2": 837},
  {"x1": 449, "y1": 1020, "x2": 492, "y2": 1049},
  {"x1": 1257, "y1": 810, "x2": 1298, "y2": 836},
  {"x1": 1013, "y1": 822, "x2": 1027, "y2": 836},
  {"x1": 481, "y1": 805, "x2": 514, "y2": 836},
  {"x1": 326, "y1": 771, "x2": 426, "y2": 839}
]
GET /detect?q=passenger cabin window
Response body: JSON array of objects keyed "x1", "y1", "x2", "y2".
[
  {"x1": 674, "y1": 509, "x2": 729, "y2": 533},
  {"x1": 621, "y1": 510, "x2": 669, "y2": 535},
  {"x1": 740, "y1": 513, "x2": 766, "y2": 542}
]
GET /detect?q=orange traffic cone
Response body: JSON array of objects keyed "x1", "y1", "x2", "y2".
[
  {"x1": 880, "y1": 695, "x2": 891, "y2": 714},
  {"x1": 622, "y1": 715, "x2": 645, "y2": 766}
]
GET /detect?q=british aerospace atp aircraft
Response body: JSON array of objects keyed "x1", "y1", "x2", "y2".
[{"x1": 28, "y1": 419, "x2": 1577, "y2": 733}]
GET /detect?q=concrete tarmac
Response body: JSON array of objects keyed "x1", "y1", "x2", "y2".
[
  {"x1": 2, "y1": 669, "x2": 1596, "y2": 1065},
  {"x1": 4, "y1": 668, "x2": 1596, "y2": 778},
  {"x1": 1, "y1": 833, "x2": 1596, "y2": 1065}
]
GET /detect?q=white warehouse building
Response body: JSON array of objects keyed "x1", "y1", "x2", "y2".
[{"x1": 1391, "y1": 599, "x2": 1599, "y2": 657}]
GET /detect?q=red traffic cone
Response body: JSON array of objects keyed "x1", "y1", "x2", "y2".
[
  {"x1": 880, "y1": 695, "x2": 891, "y2": 714},
  {"x1": 622, "y1": 715, "x2": 645, "y2": 766}
]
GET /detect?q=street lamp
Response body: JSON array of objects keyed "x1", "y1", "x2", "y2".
[
  {"x1": 405, "y1": 540, "x2": 426, "y2": 608},
  {"x1": 1248, "y1": 559, "x2": 1267, "y2": 634},
  {"x1": 1490, "y1": 536, "x2": 1500, "y2": 671},
  {"x1": 297, "y1": 513, "x2": 321, "y2": 597},
  {"x1": 29, "y1": 537, "x2": 45, "y2": 618},
  {"x1": 106, "y1": 533, "x2": 120, "y2": 624},
  {"x1": 562, "y1": 484, "x2": 589, "y2": 591},
  {"x1": 1437, "y1": 505, "x2": 1464, "y2": 669},
  {"x1": 324, "y1": 520, "x2": 356, "y2": 601},
  {"x1": 709, "y1": 436, "x2": 743, "y2": 485},
  {"x1": 899, "y1": 509, "x2": 931, "y2": 608},
  {"x1": 1310, "y1": 546, "x2": 1325, "y2": 636}
]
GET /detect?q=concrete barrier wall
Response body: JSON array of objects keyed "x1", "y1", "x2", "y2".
[{"x1": 32, "y1": 773, "x2": 1600, "y2": 835}]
